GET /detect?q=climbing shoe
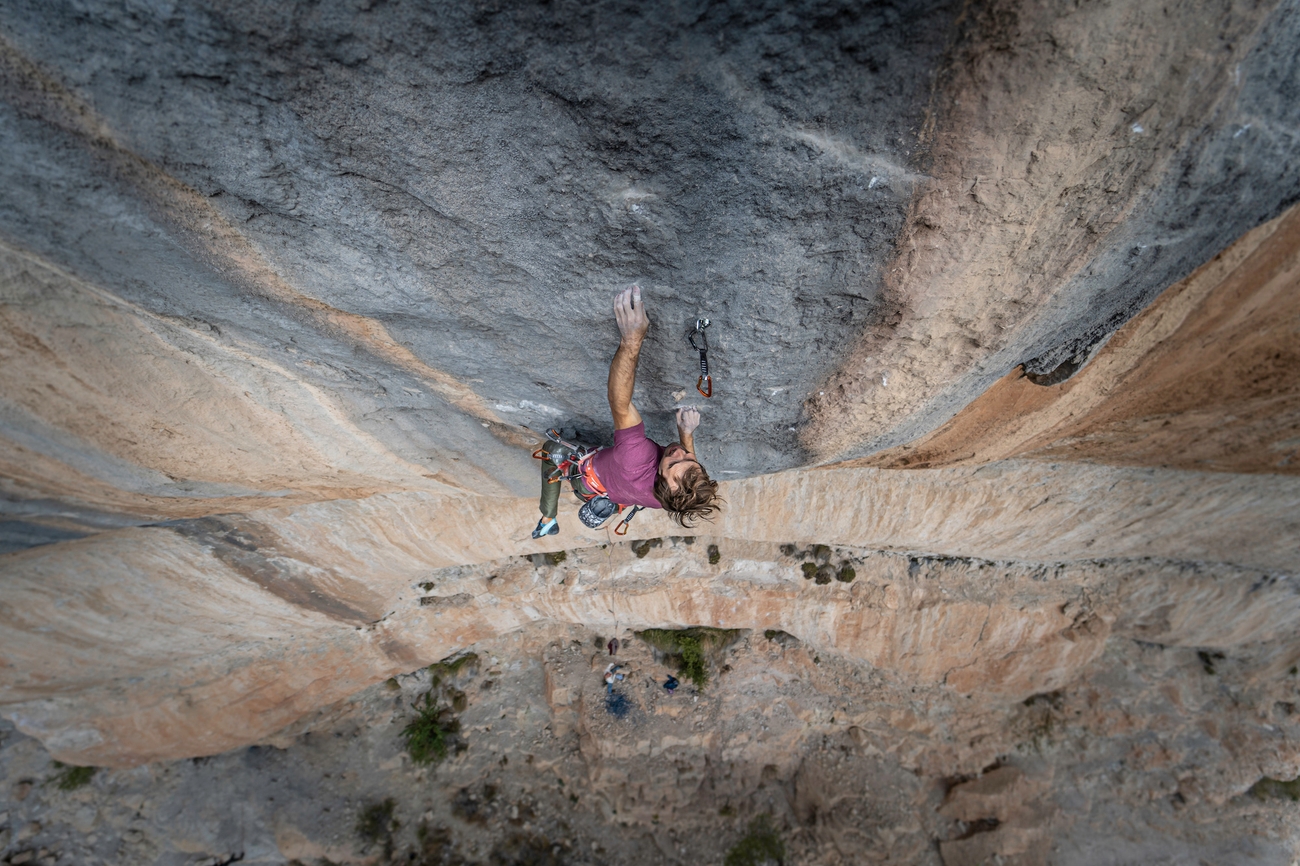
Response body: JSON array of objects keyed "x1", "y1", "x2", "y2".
[
  {"x1": 578, "y1": 495, "x2": 618, "y2": 529},
  {"x1": 532, "y1": 517, "x2": 558, "y2": 539}
]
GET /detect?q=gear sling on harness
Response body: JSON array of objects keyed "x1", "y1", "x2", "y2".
[{"x1": 533, "y1": 429, "x2": 643, "y2": 535}]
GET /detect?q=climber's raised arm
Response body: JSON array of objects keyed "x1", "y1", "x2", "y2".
[{"x1": 608, "y1": 284, "x2": 648, "y2": 430}]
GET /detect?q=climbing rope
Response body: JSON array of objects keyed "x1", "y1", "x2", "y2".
[{"x1": 687, "y1": 318, "x2": 712, "y2": 397}]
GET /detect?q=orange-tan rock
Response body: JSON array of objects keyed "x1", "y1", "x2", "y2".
[{"x1": 857, "y1": 201, "x2": 1300, "y2": 475}]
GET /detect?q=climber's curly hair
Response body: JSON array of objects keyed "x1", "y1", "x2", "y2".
[{"x1": 653, "y1": 464, "x2": 723, "y2": 528}]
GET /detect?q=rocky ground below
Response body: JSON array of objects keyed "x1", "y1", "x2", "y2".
[{"x1": 3, "y1": 543, "x2": 1299, "y2": 866}]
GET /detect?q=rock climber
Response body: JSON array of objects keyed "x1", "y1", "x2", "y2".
[{"x1": 533, "y1": 285, "x2": 722, "y2": 539}]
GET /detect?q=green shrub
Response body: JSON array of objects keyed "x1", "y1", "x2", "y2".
[
  {"x1": 678, "y1": 635, "x2": 708, "y2": 688},
  {"x1": 1252, "y1": 776, "x2": 1300, "y2": 801},
  {"x1": 836, "y1": 564, "x2": 856, "y2": 583},
  {"x1": 357, "y1": 797, "x2": 397, "y2": 842},
  {"x1": 801, "y1": 563, "x2": 818, "y2": 579},
  {"x1": 637, "y1": 627, "x2": 744, "y2": 691},
  {"x1": 357, "y1": 798, "x2": 401, "y2": 859},
  {"x1": 402, "y1": 693, "x2": 458, "y2": 765},
  {"x1": 725, "y1": 814, "x2": 784, "y2": 866},
  {"x1": 545, "y1": 550, "x2": 567, "y2": 565},
  {"x1": 428, "y1": 652, "x2": 478, "y2": 682},
  {"x1": 708, "y1": 544, "x2": 721, "y2": 565},
  {"x1": 50, "y1": 762, "x2": 96, "y2": 791},
  {"x1": 762, "y1": 630, "x2": 800, "y2": 649},
  {"x1": 632, "y1": 537, "x2": 662, "y2": 558}
]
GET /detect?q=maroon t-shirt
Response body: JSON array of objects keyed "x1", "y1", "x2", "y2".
[{"x1": 590, "y1": 422, "x2": 664, "y2": 509}]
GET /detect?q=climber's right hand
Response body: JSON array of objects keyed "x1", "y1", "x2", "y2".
[{"x1": 614, "y1": 284, "x2": 649, "y2": 344}]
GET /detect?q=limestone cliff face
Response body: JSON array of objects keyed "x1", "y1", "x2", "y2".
[
  {"x1": 859, "y1": 202, "x2": 1300, "y2": 474},
  {"x1": 1, "y1": 1, "x2": 1300, "y2": 862},
  {"x1": 4, "y1": 463, "x2": 1297, "y2": 767},
  {"x1": 2, "y1": 0, "x2": 1298, "y2": 526},
  {"x1": 805, "y1": 0, "x2": 1300, "y2": 459}
]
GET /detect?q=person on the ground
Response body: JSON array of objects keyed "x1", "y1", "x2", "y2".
[
  {"x1": 532, "y1": 285, "x2": 722, "y2": 538},
  {"x1": 604, "y1": 664, "x2": 626, "y2": 693}
]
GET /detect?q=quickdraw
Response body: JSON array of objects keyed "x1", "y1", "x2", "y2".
[
  {"x1": 687, "y1": 318, "x2": 713, "y2": 397},
  {"x1": 613, "y1": 505, "x2": 643, "y2": 536}
]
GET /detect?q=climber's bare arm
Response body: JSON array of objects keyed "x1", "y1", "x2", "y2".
[
  {"x1": 676, "y1": 407, "x2": 700, "y2": 454},
  {"x1": 609, "y1": 285, "x2": 649, "y2": 430}
]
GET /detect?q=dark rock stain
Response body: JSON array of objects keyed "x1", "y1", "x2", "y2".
[{"x1": 163, "y1": 516, "x2": 373, "y2": 624}]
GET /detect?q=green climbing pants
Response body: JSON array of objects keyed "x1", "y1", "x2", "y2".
[{"x1": 538, "y1": 440, "x2": 598, "y2": 520}]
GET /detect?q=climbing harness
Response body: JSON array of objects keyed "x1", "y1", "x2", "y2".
[
  {"x1": 533, "y1": 428, "x2": 644, "y2": 534},
  {"x1": 532, "y1": 429, "x2": 593, "y2": 485},
  {"x1": 687, "y1": 318, "x2": 713, "y2": 397}
]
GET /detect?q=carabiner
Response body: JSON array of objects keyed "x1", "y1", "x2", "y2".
[
  {"x1": 613, "y1": 505, "x2": 643, "y2": 536},
  {"x1": 687, "y1": 318, "x2": 710, "y2": 354},
  {"x1": 687, "y1": 318, "x2": 713, "y2": 398}
]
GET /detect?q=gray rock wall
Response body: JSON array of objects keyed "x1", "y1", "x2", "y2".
[
  {"x1": 3, "y1": 0, "x2": 1297, "y2": 502},
  {"x1": 0, "y1": 0, "x2": 957, "y2": 494}
]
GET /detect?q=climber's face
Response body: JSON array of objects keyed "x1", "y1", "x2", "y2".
[{"x1": 659, "y1": 443, "x2": 699, "y2": 491}]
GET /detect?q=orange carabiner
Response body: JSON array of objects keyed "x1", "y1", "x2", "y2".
[
  {"x1": 613, "y1": 505, "x2": 642, "y2": 535},
  {"x1": 697, "y1": 375, "x2": 713, "y2": 398}
]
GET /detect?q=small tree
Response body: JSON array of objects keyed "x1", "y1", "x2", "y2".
[
  {"x1": 402, "y1": 692, "x2": 458, "y2": 765},
  {"x1": 50, "y1": 762, "x2": 96, "y2": 791},
  {"x1": 725, "y1": 814, "x2": 785, "y2": 866},
  {"x1": 677, "y1": 634, "x2": 709, "y2": 688}
]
